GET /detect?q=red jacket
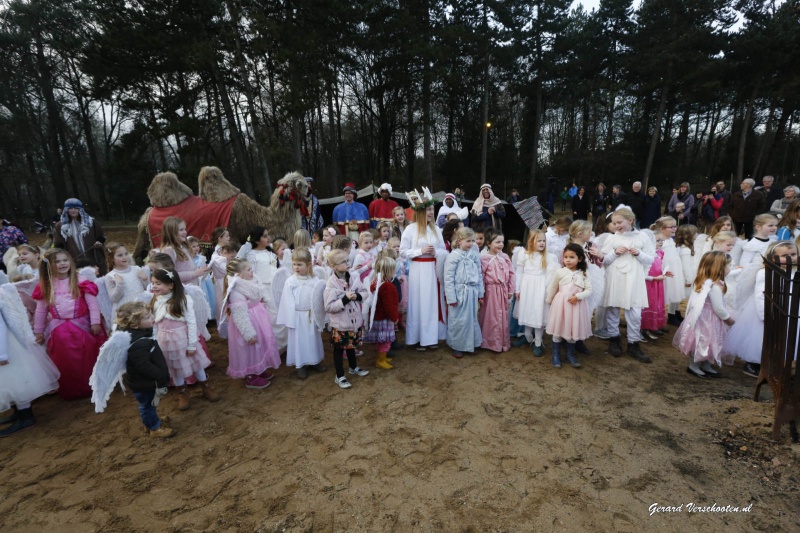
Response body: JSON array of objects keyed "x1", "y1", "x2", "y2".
[{"x1": 371, "y1": 280, "x2": 399, "y2": 323}]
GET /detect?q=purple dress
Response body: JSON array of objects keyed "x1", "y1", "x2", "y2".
[{"x1": 673, "y1": 281, "x2": 730, "y2": 364}]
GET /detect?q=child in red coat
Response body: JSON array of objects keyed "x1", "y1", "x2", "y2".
[{"x1": 364, "y1": 257, "x2": 399, "y2": 369}]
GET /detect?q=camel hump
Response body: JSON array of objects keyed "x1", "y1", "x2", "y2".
[
  {"x1": 148, "y1": 172, "x2": 193, "y2": 207},
  {"x1": 198, "y1": 166, "x2": 240, "y2": 203}
]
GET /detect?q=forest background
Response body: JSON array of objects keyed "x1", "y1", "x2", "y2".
[{"x1": 0, "y1": 0, "x2": 798, "y2": 220}]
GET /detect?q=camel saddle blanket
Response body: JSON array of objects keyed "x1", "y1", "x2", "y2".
[{"x1": 148, "y1": 195, "x2": 237, "y2": 248}]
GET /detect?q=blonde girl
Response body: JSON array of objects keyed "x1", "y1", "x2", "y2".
[
  {"x1": 546, "y1": 216, "x2": 573, "y2": 264},
  {"x1": 444, "y1": 228, "x2": 484, "y2": 357},
  {"x1": 739, "y1": 213, "x2": 778, "y2": 266},
  {"x1": 601, "y1": 207, "x2": 655, "y2": 362},
  {"x1": 652, "y1": 216, "x2": 684, "y2": 326},
  {"x1": 285, "y1": 229, "x2": 314, "y2": 265},
  {"x1": 33, "y1": 248, "x2": 106, "y2": 399},
  {"x1": 364, "y1": 256, "x2": 399, "y2": 369},
  {"x1": 104, "y1": 242, "x2": 148, "y2": 320},
  {"x1": 160, "y1": 217, "x2": 208, "y2": 286},
  {"x1": 352, "y1": 231, "x2": 376, "y2": 283},
  {"x1": 222, "y1": 259, "x2": 279, "y2": 389},
  {"x1": 674, "y1": 252, "x2": 735, "y2": 378},
  {"x1": 391, "y1": 206, "x2": 409, "y2": 239},
  {"x1": 15, "y1": 244, "x2": 41, "y2": 280},
  {"x1": 514, "y1": 229, "x2": 559, "y2": 355},
  {"x1": 399, "y1": 201, "x2": 447, "y2": 351},
  {"x1": 675, "y1": 225, "x2": 699, "y2": 298}
]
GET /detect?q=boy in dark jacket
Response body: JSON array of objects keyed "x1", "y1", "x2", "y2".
[{"x1": 115, "y1": 301, "x2": 174, "y2": 438}]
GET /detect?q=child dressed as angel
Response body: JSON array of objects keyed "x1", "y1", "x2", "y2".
[{"x1": 275, "y1": 249, "x2": 327, "y2": 380}]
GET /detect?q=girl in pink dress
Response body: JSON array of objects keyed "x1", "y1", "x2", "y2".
[
  {"x1": 545, "y1": 244, "x2": 593, "y2": 369},
  {"x1": 33, "y1": 249, "x2": 107, "y2": 399},
  {"x1": 641, "y1": 235, "x2": 669, "y2": 339},
  {"x1": 221, "y1": 259, "x2": 280, "y2": 389},
  {"x1": 478, "y1": 231, "x2": 515, "y2": 352},
  {"x1": 673, "y1": 252, "x2": 735, "y2": 379},
  {"x1": 150, "y1": 268, "x2": 219, "y2": 410}
]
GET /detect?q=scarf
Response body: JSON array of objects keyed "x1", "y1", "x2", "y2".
[
  {"x1": 471, "y1": 187, "x2": 502, "y2": 214},
  {"x1": 60, "y1": 204, "x2": 93, "y2": 243}
]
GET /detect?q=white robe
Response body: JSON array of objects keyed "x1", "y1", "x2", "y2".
[
  {"x1": 276, "y1": 276, "x2": 325, "y2": 368},
  {"x1": 104, "y1": 266, "x2": 147, "y2": 320},
  {"x1": 601, "y1": 230, "x2": 655, "y2": 309},
  {"x1": 400, "y1": 222, "x2": 447, "y2": 346},
  {"x1": 514, "y1": 251, "x2": 559, "y2": 328},
  {"x1": 247, "y1": 249, "x2": 287, "y2": 351},
  {"x1": 661, "y1": 238, "x2": 685, "y2": 305}
]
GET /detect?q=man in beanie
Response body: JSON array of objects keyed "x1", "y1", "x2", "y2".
[
  {"x1": 332, "y1": 184, "x2": 370, "y2": 240},
  {"x1": 53, "y1": 198, "x2": 107, "y2": 275},
  {"x1": 368, "y1": 183, "x2": 399, "y2": 228}
]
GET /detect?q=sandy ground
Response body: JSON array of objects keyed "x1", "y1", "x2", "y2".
[{"x1": 0, "y1": 229, "x2": 797, "y2": 532}]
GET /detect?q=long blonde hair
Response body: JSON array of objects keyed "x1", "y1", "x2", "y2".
[
  {"x1": 39, "y1": 248, "x2": 80, "y2": 304},
  {"x1": 525, "y1": 229, "x2": 548, "y2": 269},
  {"x1": 412, "y1": 206, "x2": 441, "y2": 245},
  {"x1": 161, "y1": 216, "x2": 189, "y2": 261}
]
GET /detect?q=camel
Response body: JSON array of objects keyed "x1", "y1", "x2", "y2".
[{"x1": 133, "y1": 167, "x2": 308, "y2": 263}]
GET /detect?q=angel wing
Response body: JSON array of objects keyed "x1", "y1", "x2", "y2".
[
  {"x1": 0, "y1": 283, "x2": 36, "y2": 346},
  {"x1": 365, "y1": 274, "x2": 384, "y2": 334},
  {"x1": 456, "y1": 206, "x2": 469, "y2": 220},
  {"x1": 90, "y1": 330, "x2": 132, "y2": 413},
  {"x1": 0, "y1": 270, "x2": 7, "y2": 286},
  {"x1": 313, "y1": 265, "x2": 326, "y2": 281},
  {"x1": 185, "y1": 285, "x2": 211, "y2": 341},
  {"x1": 729, "y1": 262, "x2": 760, "y2": 312},
  {"x1": 639, "y1": 228, "x2": 656, "y2": 250},
  {"x1": 80, "y1": 267, "x2": 113, "y2": 330},
  {"x1": 272, "y1": 267, "x2": 291, "y2": 308},
  {"x1": 311, "y1": 279, "x2": 327, "y2": 331},
  {"x1": 3, "y1": 247, "x2": 20, "y2": 282},
  {"x1": 12, "y1": 278, "x2": 38, "y2": 324}
]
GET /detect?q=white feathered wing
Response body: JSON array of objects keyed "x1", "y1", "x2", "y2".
[{"x1": 90, "y1": 330, "x2": 131, "y2": 413}]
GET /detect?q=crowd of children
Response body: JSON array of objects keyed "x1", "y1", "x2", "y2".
[{"x1": 1, "y1": 185, "x2": 798, "y2": 439}]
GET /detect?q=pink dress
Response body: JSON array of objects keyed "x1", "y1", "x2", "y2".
[
  {"x1": 545, "y1": 269, "x2": 593, "y2": 341},
  {"x1": 162, "y1": 245, "x2": 200, "y2": 286},
  {"x1": 153, "y1": 294, "x2": 211, "y2": 381},
  {"x1": 33, "y1": 277, "x2": 107, "y2": 400},
  {"x1": 478, "y1": 252, "x2": 515, "y2": 352},
  {"x1": 673, "y1": 281, "x2": 730, "y2": 364},
  {"x1": 641, "y1": 249, "x2": 667, "y2": 331},
  {"x1": 226, "y1": 280, "x2": 280, "y2": 378}
]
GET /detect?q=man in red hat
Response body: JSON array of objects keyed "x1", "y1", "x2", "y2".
[
  {"x1": 332, "y1": 183, "x2": 370, "y2": 239},
  {"x1": 368, "y1": 183, "x2": 399, "y2": 228}
]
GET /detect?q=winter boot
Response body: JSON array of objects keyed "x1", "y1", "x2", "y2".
[
  {"x1": 532, "y1": 341, "x2": 544, "y2": 357},
  {"x1": 575, "y1": 340, "x2": 590, "y2": 355},
  {"x1": 608, "y1": 336, "x2": 623, "y2": 357},
  {"x1": 375, "y1": 352, "x2": 393, "y2": 369},
  {"x1": 628, "y1": 342, "x2": 652, "y2": 363},
  {"x1": 551, "y1": 342, "x2": 562, "y2": 368},
  {"x1": 177, "y1": 386, "x2": 191, "y2": 411},
  {"x1": 0, "y1": 408, "x2": 36, "y2": 438},
  {"x1": 565, "y1": 342, "x2": 582, "y2": 368},
  {"x1": 200, "y1": 380, "x2": 221, "y2": 402}
]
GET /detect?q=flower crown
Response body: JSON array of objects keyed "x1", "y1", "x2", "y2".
[{"x1": 405, "y1": 186, "x2": 436, "y2": 211}]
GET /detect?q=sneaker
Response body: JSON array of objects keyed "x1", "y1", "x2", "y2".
[
  {"x1": 245, "y1": 375, "x2": 271, "y2": 389},
  {"x1": 348, "y1": 366, "x2": 369, "y2": 377},
  {"x1": 742, "y1": 363, "x2": 760, "y2": 378},
  {"x1": 259, "y1": 370, "x2": 274, "y2": 380},
  {"x1": 652, "y1": 329, "x2": 665, "y2": 336},
  {"x1": 451, "y1": 351, "x2": 464, "y2": 359},
  {"x1": 593, "y1": 329, "x2": 611, "y2": 340},
  {"x1": 149, "y1": 426, "x2": 175, "y2": 439},
  {"x1": 415, "y1": 346, "x2": 427, "y2": 352},
  {"x1": 297, "y1": 367, "x2": 309, "y2": 380},
  {"x1": 355, "y1": 350, "x2": 364, "y2": 357},
  {"x1": 511, "y1": 336, "x2": 528, "y2": 347},
  {"x1": 644, "y1": 330, "x2": 659, "y2": 341},
  {"x1": 334, "y1": 376, "x2": 352, "y2": 389},
  {"x1": 532, "y1": 344, "x2": 544, "y2": 357}
]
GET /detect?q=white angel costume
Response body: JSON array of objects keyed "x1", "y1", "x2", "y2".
[
  {"x1": 104, "y1": 266, "x2": 148, "y2": 324},
  {"x1": 247, "y1": 248, "x2": 287, "y2": 351},
  {"x1": 0, "y1": 283, "x2": 60, "y2": 411},
  {"x1": 275, "y1": 274, "x2": 326, "y2": 368}
]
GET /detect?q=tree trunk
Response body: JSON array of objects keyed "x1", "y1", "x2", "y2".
[
  {"x1": 643, "y1": 80, "x2": 670, "y2": 190},
  {"x1": 751, "y1": 101, "x2": 776, "y2": 179},
  {"x1": 737, "y1": 83, "x2": 760, "y2": 183}
]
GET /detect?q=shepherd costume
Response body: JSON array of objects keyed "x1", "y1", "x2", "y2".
[
  {"x1": 53, "y1": 199, "x2": 107, "y2": 275},
  {"x1": 301, "y1": 177, "x2": 324, "y2": 234},
  {"x1": 470, "y1": 184, "x2": 505, "y2": 232}
]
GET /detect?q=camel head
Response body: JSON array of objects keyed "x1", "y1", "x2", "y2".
[
  {"x1": 147, "y1": 172, "x2": 193, "y2": 207},
  {"x1": 271, "y1": 171, "x2": 310, "y2": 214}
]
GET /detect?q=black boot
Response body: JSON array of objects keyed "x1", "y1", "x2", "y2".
[
  {"x1": 628, "y1": 342, "x2": 652, "y2": 364},
  {"x1": 608, "y1": 336, "x2": 623, "y2": 357},
  {"x1": 0, "y1": 408, "x2": 36, "y2": 438},
  {"x1": 575, "y1": 340, "x2": 590, "y2": 355},
  {"x1": 0, "y1": 406, "x2": 18, "y2": 425},
  {"x1": 667, "y1": 314, "x2": 682, "y2": 326}
]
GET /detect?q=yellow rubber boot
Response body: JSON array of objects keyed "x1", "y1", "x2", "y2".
[{"x1": 375, "y1": 352, "x2": 393, "y2": 369}]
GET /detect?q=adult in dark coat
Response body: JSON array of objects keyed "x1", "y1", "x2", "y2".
[
  {"x1": 610, "y1": 185, "x2": 628, "y2": 210},
  {"x1": 628, "y1": 181, "x2": 646, "y2": 225},
  {"x1": 640, "y1": 186, "x2": 662, "y2": 229},
  {"x1": 730, "y1": 178, "x2": 766, "y2": 239},
  {"x1": 53, "y1": 198, "x2": 107, "y2": 275},
  {"x1": 470, "y1": 184, "x2": 505, "y2": 232},
  {"x1": 756, "y1": 175, "x2": 783, "y2": 214},
  {"x1": 571, "y1": 186, "x2": 591, "y2": 220},
  {"x1": 592, "y1": 183, "x2": 610, "y2": 218}
]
